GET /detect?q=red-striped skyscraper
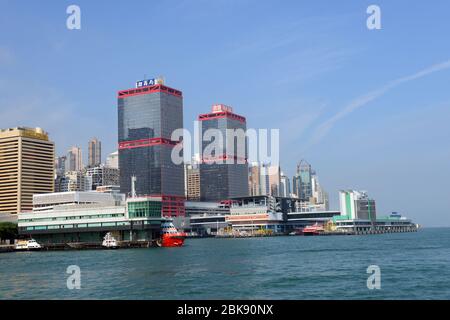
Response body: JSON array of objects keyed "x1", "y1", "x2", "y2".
[{"x1": 117, "y1": 79, "x2": 185, "y2": 216}]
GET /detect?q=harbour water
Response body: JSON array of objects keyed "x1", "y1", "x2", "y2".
[{"x1": 1, "y1": 228, "x2": 449, "y2": 300}]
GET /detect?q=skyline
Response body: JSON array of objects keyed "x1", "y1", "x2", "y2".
[{"x1": 1, "y1": 0, "x2": 450, "y2": 226}]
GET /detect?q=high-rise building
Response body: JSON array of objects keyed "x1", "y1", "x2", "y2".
[
  {"x1": 55, "y1": 155, "x2": 67, "y2": 177},
  {"x1": 86, "y1": 164, "x2": 120, "y2": 191},
  {"x1": 106, "y1": 151, "x2": 119, "y2": 169},
  {"x1": 56, "y1": 171, "x2": 92, "y2": 192},
  {"x1": 66, "y1": 146, "x2": 83, "y2": 172},
  {"x1": 339, "y1": 190, "x2": 376, "y2": 222},
  {"x1": 280, "y1": 172, "x2": 291, "y2": 197},
  {"x1": 185, "y1": 163, "x2": 200, "y2": 201},
  {"x1": 118, "y1": 78, "x2": 185, "y2": 216},
  {"x1": 248, "y1": 163, "x2": 280, "y2": 197},
  {"x1": 292, "y1": 160, "x2": 328, "y2": 211},
  {"x1": 199, "y1": 104, "x2": 249, "y2": 202},
  {"x1": 292, "y1": 160, "x2": 313, "y2": 201},
  {"x1": 248, "y1": 163, "x2": 261, "y2": 196},
  {"x1": 88, "y1": 138, "x2": 101, "y2": 167},
  {"x1": 0, "y1": 127, "x2": 55, "y2": 214}
]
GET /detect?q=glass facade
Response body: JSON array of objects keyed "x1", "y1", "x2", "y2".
[
  {"x1": 199, "y1": 114, "x2": 249, "y2": 202},
  {"x1": 127, "y1": 200, "x2": 162, "y2": 218},
  {"x1": 118, "y1": 86, "x2": 185, "y2": 208}
]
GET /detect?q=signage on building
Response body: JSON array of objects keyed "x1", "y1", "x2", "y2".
[
  {"x1": 212, "y1": 104, "x2": 233, "y2": 113},
  {"x1": 136, "y1": 77, "x2": 164, "y2": 88}
]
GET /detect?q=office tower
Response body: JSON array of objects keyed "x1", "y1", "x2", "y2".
[
  {"x1": 66, "y1": 146, "x2": 83, "y2": 172},
  {"x1": 293, "y1": 160, "x2": 329, "y2": 211},
  {"x1": 106, "y1": 151, "x2": 119, "y2": 169},
  {"x1": 267, "y1": 165, "x2": 281, "y2": 197},
  {"x1": 248, "y1": 163, "x2": 261, "y2": 196},
  {"x1": 118, "y1": 78, "x2": 185, "y2": 216},
  {"x1": 292, "y1": 160, "x2": 313, "y2": 201},
  {"x1": 339, "y1": 190, "x2": 376, "y2": 221},
  {"x1": 56, "y1": 171, "x2": 92, "y2": 192},
  {"x1": 86, "y1": 164, "x2": 120, "y2": 190},
  {"x1": 88, "y1": 138, "x2": 102, "y2": 167},
  {"x1": 199, "y1": 104, "x2": 249, "y2": 202},
  {"x1": 185, "y1": 163, "x2": 200, "y2": 201},
  {"x1": 248, "y1": 163, "x2": 280, "y2": 197},
  {"x1": 280, "y1": 172, "x2": 291, "y2": 197},
  {"x1": 55, "y1": 155, "x2": 67, "y2": 177},
  {"x1": 0, "y1": 127, "x2": 54, "y2": 214}
]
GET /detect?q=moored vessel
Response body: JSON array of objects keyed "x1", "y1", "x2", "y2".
[
  {"x1": 302, "y1": 223, "x2": 324, "y2": 236},
  {"x1": 158, "y1": 220, "x2": 186, "y2": 247},
  {"x1": 102, "y1": 232, "x2": 118, "y2": 248},
  {"x1": 15, "y1": 239, "x2": 42, "y2": 251}
]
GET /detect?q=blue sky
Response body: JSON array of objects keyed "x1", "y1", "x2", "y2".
[{"x1": 1, "y1": 0, "x2": 449, "y2": 226}]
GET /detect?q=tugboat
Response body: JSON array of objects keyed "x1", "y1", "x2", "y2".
[
  {"x1": 302, "y1": 223, "x2": 324, "y2": 236},
  {"x1": 158, "y1": 220, "x2": 186, "y2": 247},
  {"x1": 102, "y1": 232, "x2": 119, "y2": 249},
  {"x1": 15, "y1": 239, "x2": 42, "y2": 251}
]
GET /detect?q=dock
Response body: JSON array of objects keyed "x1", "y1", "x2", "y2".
[{"x1": 0, "y1": 240, "x2": 159, "y2": 253}]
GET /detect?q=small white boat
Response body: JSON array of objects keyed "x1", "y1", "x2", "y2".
[
  {"x1": 102, "y1": 232, "x2": 118, "y2": 248},
  {"x1": 15, "y1": 239, "x2": 42, "y2": 251}
]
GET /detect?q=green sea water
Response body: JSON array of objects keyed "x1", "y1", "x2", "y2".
[{"x1": 1, "y1": 228, "x2": 449, "y2": 299}]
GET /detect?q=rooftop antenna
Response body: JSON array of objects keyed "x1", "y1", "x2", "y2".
[{"x1": 131, "y1": 176, "x2": 137, "y2": 198}]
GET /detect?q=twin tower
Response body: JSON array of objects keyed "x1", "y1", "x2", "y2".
[{"x1": 117, "y1": 79, "x2": 249, "y2": 216}]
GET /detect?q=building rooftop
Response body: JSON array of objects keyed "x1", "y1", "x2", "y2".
[{"x1": 0, "y1": 127, "x2": 49, "y2": 141}]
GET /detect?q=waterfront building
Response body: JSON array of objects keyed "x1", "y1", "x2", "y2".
[
  {"x1": 339, "y1": 190, "x2": 376, "y2": 221},
  {"x1": 199, "y1": 104, "x2": 249, "y2": 202},
  {"x1": 106, "y1": 151, "x2": 119, "y2": 169},
  {"x1": 66, "y1": 146, "x2": 83, "y2": 172},
  {"x1": 0, "y1": 127, "x2": 55, "y2": 215},
  {"x1": 18, "y1": 192, "x2": 163, "y2": 244},
  {"x1": 285, "y1": 210, "x2": 341, "y2": 230},
  {"x1": 226, "y1": 195, "x2": 300, "y2": 234},
  {"x1": 118, "y1": 78, "x2": 185, "y2": 216},
  {"x1": 182, "y1": 201, "x2": 231, "y2": 236},
  {"x1": 332, "y1": 190, "x2": 417, "y2": 234},
  {"x1": 333, "y1": 212, "x2": 417, "y2": 234},
  {"x1": 86, "y1": 164, "x2": 120, "y2": 191},
  {"x1": 88, "y1": 138, "x2": 102, "y2": 167},
  {"x1": 185, "y1": 163, "x2": 200, "y2": 201},
  {"x1": 96, "y1": 185, "x2": 121, "y2": 194}
]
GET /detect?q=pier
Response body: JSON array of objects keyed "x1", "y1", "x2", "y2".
[{"x1": 0, "y1": 240, "x2": 159, "y2": 253}]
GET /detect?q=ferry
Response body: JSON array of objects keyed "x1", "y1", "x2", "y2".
[
  {"x1": 302, "y1": 223, "x2": 324, "y2": 236},
  {"x1": 102, "y1": 232, "x2": 119, "y2": 248},
  {"x1": 158, "y1": 220, "x2": 186, "y2": 247},
  {"x1": 15, "y1": 239, "x2": 42, "y2": 251}
]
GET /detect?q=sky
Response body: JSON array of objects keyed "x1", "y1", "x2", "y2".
[{"x1": 0, "y1": 0, "x2": 449, "y2": 226}]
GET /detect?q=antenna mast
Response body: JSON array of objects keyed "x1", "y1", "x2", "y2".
[{"x1": 131, "y1": 176, "x2": 137, "y2": 198}]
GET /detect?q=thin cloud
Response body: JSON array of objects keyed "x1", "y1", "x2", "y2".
[{"x1": 310, "y1": 59, "x2": 450, "y2": 145}]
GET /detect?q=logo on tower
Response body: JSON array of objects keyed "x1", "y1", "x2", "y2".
[{"x1": 136, "y1": 76, "x2": 164, "y2": 88}]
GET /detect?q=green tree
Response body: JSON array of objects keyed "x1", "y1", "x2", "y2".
[{"x1": 0, "y1": 222, "x2": 18, "y2": 241}]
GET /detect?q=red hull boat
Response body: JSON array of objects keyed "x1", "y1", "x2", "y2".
[
  {"x1": 302, "y1": 223, "x2": 324, "y2": 236},
  {"x1": 159, "y1": 220, "x2": 186, "y2": 247}
]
